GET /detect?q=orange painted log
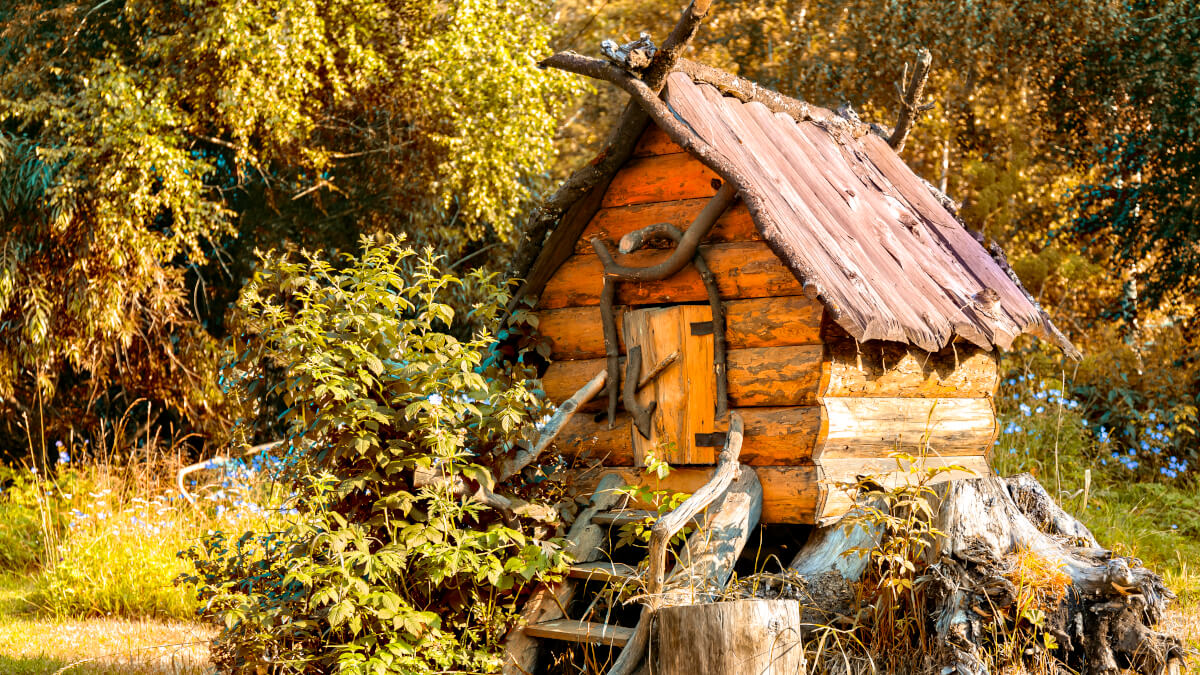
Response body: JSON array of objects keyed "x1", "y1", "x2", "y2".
[
  {"x1": 600, "y1": 153, "x2": 720, "y2": 208},
  {"x1": 536, "y1": 295, "x2": 822, "y2": 361},
  {"x1": 538, "y1": 242, "x2": 805, "y2": 310},
  {"x1": 577, "y1": 200, "x2": 759, "y2": 255}
]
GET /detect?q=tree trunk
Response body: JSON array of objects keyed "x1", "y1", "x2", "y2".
[
  {"x1": 782, "y1": 473, "x2": 1185, "y2": 675},
  {"x1": 654, "y1": 599, "x2": 806, "y2": 675}
]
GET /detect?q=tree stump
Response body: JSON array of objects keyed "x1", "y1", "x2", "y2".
[
  {"x1": 783, "y1": 473, "x2": 1186, "y2": 675},
  {"x1": 654, "y1": 599, "x2": 806, "y2": 675}
]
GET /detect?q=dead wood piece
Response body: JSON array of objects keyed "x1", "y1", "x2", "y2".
[
  {"x1": 647, "y1": 412, "x2": 745, "y2": 596},
  {"x1": 502, "y1": 474, "x2": 625, "y2": 675},
  {"x1": 616, "y1": 221, "x2": 730, "y2": 417},
  {"x1": 600, "y1": 276, "x2": 621, "y2": 428},
  {"x1": 784, "y1": 472, "x2": 1184, "y2": 675},
  {"x1": 1005, "y1": 472, "x2": 1099, "y2": 547},
  {"x1": 637, "y1": 350, "x2": 678, "y2": 389},
  {"x1": 622, "y1": 345, "x2": 657, "y2": 438},
  {"x1": 664, "y1": 466, "x2": 762, "y2": 603},
  {"x1": 497, "y1": 368, "x2": 607, "y2": 482},
  {"x1": 889, "y1": 48, "x2": 934, "y2": 152},
  {"x1": 640, "y1": 0, "x2": 714, "y2": 89},
  {"x1": 590, "y1": 182, "x2": 737, "y2": 281},
  {"x1": 602, "y1": 33, "x2": 657, "y2": 72}
]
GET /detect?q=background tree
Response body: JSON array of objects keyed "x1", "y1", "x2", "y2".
[{"x1": 0, "y1": 0, "x2": 577, "y2": 455}]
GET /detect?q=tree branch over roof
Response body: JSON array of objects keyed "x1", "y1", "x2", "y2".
[
  {"x1": 507, "y1": 1, "x2": 716, "y2": 311},
  {"x1": 888, "y1": 48, "x2": 934, "y2": 152}
]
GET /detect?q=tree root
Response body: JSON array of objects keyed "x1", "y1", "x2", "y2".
[{"x1": 775, "y1": 473, "x2": 1186, "y2": 675}]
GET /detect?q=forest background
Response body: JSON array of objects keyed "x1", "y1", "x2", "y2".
[{"x1": 0, "y1": 0, "x2": 1196, "y2": 673}]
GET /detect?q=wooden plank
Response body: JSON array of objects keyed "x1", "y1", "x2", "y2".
[
  {"x1": 556, "y1": 406, "x2": 819, "y2": 467},
  {"x1": 537, "y1": 295, "x2": 822, "y2": 361},
  {"x1": 817, "y1": 454, "x2": 992, "y2": 523},
  {"x1": 814, "y1": 397, "x2": 997, "y2": 460},
  {"x1": 580, "y1": 466, "x2": 819, "y2": 524},
  {"x1": 576, "y1": 200, "x2": 759, "y2": 254},
  {"x1": 727, "y1": 345, "x2": 823, "y2": 407},
  {"x1": 632, "y1": 123, "x2": 685, "y2": 157},
  {"x1": 625, "y1": 305, "x2": 716, "y2": 465},
  {"x1": 822, "y1": 337, "x2": 1000, "y2": 398},
  {"x1": 524, "y1": 619, "x2": 634, "y2": 647},
  {"x1": 538, "y1": 242, "x2": 805, "y2": 310},
  {"x1": 568, "y1": 561, "x2": 638, "y2": 584},
  {"x1": 544, "y1": 345, "x2": 822, "y2": 410},
  {"x1": 600, "y1": 153, "x2": 720, "y2": 208}
]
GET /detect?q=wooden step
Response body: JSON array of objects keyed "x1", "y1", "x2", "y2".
[
  {"x1": 568, "y1": 561, "x2": 638, "y2": 584},
  {"x1": 524, "y1": 619, "x2": 634, "y2": 647},
  {"x1": 593, "y1": 509, "x2": 704, "y2": 528}
]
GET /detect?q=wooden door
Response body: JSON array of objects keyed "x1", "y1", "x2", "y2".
[{"x1": 623, "y1": 304, "x2": 718, "y2": 466}]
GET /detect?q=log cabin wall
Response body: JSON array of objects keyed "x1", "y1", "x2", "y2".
[{"x1": 536, "y1": 125, "x2": 1000, "y2": 525}]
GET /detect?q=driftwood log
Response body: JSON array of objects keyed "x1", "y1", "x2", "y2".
[{"x1": 778, "y1": 473, "x2": 1186, "y2": 675}]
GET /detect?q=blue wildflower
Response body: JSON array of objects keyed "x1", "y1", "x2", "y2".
[{"x1": 57, "y1": 450, "x2": 70, "y2": 464}]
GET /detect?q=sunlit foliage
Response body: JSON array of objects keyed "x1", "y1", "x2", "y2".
[{"x1": 0, "y1": 0, "x2": 576, "y2": 449}]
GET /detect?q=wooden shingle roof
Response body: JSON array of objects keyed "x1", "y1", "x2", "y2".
[{"x1": 523, "y1": 62, "x2": 1078, "y2": 358}]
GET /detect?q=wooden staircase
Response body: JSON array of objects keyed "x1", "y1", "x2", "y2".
[
  {"x1": 502, "y1": 474, "x2": 653, "y2": 672},
  {"x1": 502, "y1": 414, "x2": 762, "y2": 675}
]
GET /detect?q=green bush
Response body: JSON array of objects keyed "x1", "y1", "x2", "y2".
[{"x1": 183, "y1": 237, "x2": 569, "y2": 673}]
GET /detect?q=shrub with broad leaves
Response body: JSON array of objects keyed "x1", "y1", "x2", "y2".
[{"x1": 181, "y1": 236, "x2": 569, "y2": 673}]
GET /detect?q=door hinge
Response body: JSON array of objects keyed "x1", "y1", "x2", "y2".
[{"x1": 694, "y1": 432, "x2": 727, "y2": 447}]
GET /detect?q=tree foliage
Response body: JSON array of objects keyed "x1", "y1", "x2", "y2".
[
  {"x1": 0, "y1": 0, "x2": 575, "y2": 449},
  {"x1": 1048, "y1": 0, "x2": 1200, "y2": 321}
]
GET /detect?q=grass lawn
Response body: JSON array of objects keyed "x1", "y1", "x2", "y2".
[{"x1": 0, "y1": 576, "x2": 213, "y2": 675}]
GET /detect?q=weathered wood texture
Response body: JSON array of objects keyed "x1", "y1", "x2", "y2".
[
  {"x1": 502, "y1": 475, "x2": 624, "y2": 675},
  {"x1": 539, "y1": 242, "x2": 803, "y2": 310},
  {"x1": 537, "y1": 295, "x2": 820, "y2": 361},
  {"x1": 556, "y1": 406, "x2": 818, "y2": 467},
  {"x1": 600, "y1": 152, "x2": 720, "y2": 208},
  {"x1": 818, "y1": 454, "x2": 991, "y2": 524},
  {"x1": 657, "y1": 71, "x2": 1078, "y2": 356},
  {"x1": 815, "y1": 397, "x2": 997, "y2": 460},
  {"x1": 788, "y1": 474, "x2": 1185, "y2": 674},
  {"x1": 654, "y1": 600, "x2": 806, "y2": 675},
  {"x1": 647, "y1": 413, "x2": 743, "y2": 595},
  {"x1": 543, "y1": 345, "x2": 822, "y2": 411},
  {"x1": 625, "y1": 305, "x2": 716, "y2": 465},
  {"x1": 580, "y1": 466, "x2": 818, "y2": 523},
  {"x1": 822, "y1": 336, "x2": 1000, "y2": 398},
  {"x1": 667, "y1": 467, "x2": 763, "y2": 602}
]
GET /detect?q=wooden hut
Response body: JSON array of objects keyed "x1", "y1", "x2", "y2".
[
  {"x1": 517, "y1": 64, "x2": 1078, "y2": 526},
  {"x1": 501, "y1": 21, "x2": 1185, "y2": 675}
]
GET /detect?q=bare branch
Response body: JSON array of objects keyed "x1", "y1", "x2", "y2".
[{"x1": 889, "y1": 48, "x2": 933, "y2": 152}]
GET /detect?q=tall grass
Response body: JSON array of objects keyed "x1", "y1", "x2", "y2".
[{"x1": 0, "y1": 402, "x2": 290, "y2": 621}]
